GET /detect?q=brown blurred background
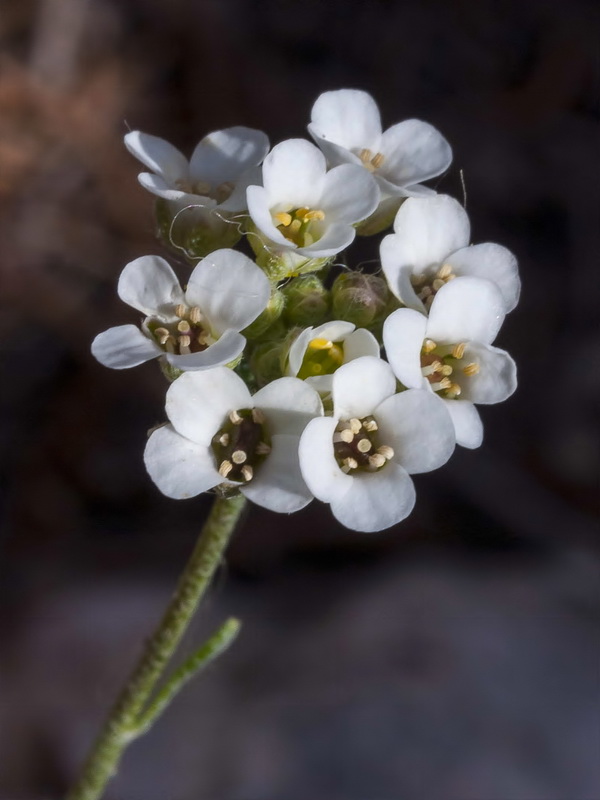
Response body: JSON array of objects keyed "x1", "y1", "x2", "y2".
[{"x1": 0, "y1": 1, "x2": 598, "y2": 798}]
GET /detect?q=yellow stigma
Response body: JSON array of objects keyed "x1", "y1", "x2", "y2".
[{"x1": 297, "y1": 337, "x2": 344, "y2": 380}]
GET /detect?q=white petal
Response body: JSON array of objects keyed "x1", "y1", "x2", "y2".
[
  {"x1": 287, "y1": 327, "x2": 315, "y2": 377},
  {"x1": 166, "y1": 329, "x2": 246, "y2": 372},
  {"x1": 330, "y1": 462, "x2": 416, "y2": 533},
  {"x1": 443, "y1": 400, "x2": 483, "y2": 449},
  {"x1": 333, "y1": 356, "x2": 396, "y2": 420},
  {"x1": 91, "y1": 325, "x2": 161, "y2": 369},
  {"x1": 307, "y1": 128, "x2": 363, "y2": 168},
  {"x1": 189, "y1": 127, "x2": 270, "y2": 185},
  {"x1": 298, "y1": 222, "x2": 355, "y2": 258},
  {"x1": 166, "y1": 368, "x2": 251, "y2": 446},
  {"x1": 117, "y1": 256, "x2": 184, "y2": 318},
  {"x1": 310, "y1": 89, "x2": 382, "y2": 152},
  {"x1": 459, "y1": 343, "x2": 517, "y2": 404},
  {"x1": 382, "y1": 309, "x2": 428, "y2": 388},
  {"x1": 138, "y1": 172, "x2": 190, "y2": 201},
  {"x1": 144, "y1": 425, "x2": 221, "y2": 499},
  {"x1": 184, "y1": 249, "x2": 270, "y2": 335},
  {"x1": 312, "y1": 320, "x2": 356, "y2": 341},
  {"x1": 397, "y1": 183, "x2": 438, "y2": 198},
  {"x1": 218, "y1": 165, "x2": 262, "y2": 213},
  {"x1": 262, "y1": 139, "x2": 326, "y2": 209},
  {"x1": 426, "y1": 276, "x2": 506, "y2": 346},
  {"x1": 379, "y1": 119, "x2": 452, "y2": 187},
  {"x1": 380, "y1": 234, "x2": 425, "y2": 310},
  {"x1": 124, "y1": 131, "x2": 188, "y2": 183},
  {"x1": 319, "y1": 164, "x2": 380, "y2": 224},
  {"x1": 246, "y1": 185, "x2": 293, "y2": 248},
  {"x1": 298, "y1": 416, "x2": 352, "y2": 503},
  {"x1": 241, "y1": 434, "x2": 313, "y2": 513},
  {"x1": 391, "y1": 195, "x2": 471, "y2": 269},
  {"x1": 252, "y1": 377, "x2": 323, "y2": 437},
  {"x1": 343, "y1": 328, "x2": 381, "y2": 362},
  {"x1": 445, "y1": 243, "x2": 521, "y2": 312},
  {"x1": 375, "y1": 389, "x2": 455, "y2": 474}
]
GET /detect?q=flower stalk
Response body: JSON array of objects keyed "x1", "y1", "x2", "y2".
[{"x1": 66, "y1": 494, "x2": 246, "y2": 800}]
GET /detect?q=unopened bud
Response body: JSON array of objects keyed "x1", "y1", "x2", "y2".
[
  {"x1": 331, "y1": 272, "x2": 390, "y2": 327},
  {"x1": 282, "y1": 275, "x2": 330, "y2": 327},
  {"x1": 242, "y1": 288, "x2": 285, "y2": 340},
  {"x1": 156, "y1": 198, "x2": 241, "y2": 262},
  {"x1": 249, "y1": 340, "x2": 286, "y2": 387},
  {"x1": 356, "y1": 196, "x2": 403, "y2": 237}
]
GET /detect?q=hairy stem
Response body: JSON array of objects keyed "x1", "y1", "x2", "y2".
[{"x1": 66, "y1": 494, "x2": 246, "y2": 800}]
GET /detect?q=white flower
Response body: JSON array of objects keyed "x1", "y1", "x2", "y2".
[
  {"x1": 308, "y1": 89, "x2": 452, "y2": 199},
  {"x1": 125, "y1": 127, "x2": 270, "y2": 213},
  {"x1": 91, "y1": 250, "x2": 270, "y2": 371},
  {"x1": 246, "y1": 139, "x2": 380, "y2": 261},
  {"x1": 383, "y1": 276, "x2": 517, "y2": 449},
  {"x1": 286, "y1": 320, "x2": 380, "y2": 392},
  {"x1": 298, "y1": 357, "x2": 455, "y2": 532},
  {"x1": 144, "y1": 369, "x2": 323, "y2": 513},
  {"x1": 380, "y1": 194, "x2": 521, "y2": 314}
]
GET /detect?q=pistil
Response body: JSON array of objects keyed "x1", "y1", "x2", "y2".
[{"x1": 212, "y1": 408, "x2": 271, "y2": 484}]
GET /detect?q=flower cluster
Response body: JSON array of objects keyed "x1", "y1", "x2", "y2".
[{"x1": 93, "y1": 89, "x2": 519, "y2": 532}]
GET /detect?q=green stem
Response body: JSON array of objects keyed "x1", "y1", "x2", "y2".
[{"x1": 66, "y1": 494, "x2": 246, "y2": 800}]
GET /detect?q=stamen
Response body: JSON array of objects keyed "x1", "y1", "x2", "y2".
[
  {"x1": 356, "y1": 438, "x2": 372, "y2": 453},
  {"x1": 359, "y1": 148, "x2": 373, "y2": 163},
  {"x1": 421, "y1": 360, "x2": 442, "y2": 377},
  {"x1": 368, "y1": 453, "x2": 386, "y2": 469},
  {"x1": 423, "y1": 339, "x2": 437, "y2": 354},
  {"x1": 446, "y1": 383, "x2": 462, "y2": 398},
  {"x1": 377, "y1": 445, "x2": 394, "y2": 460},
  {"x1": 418, "y1": 286, "x2": 432, "y2": 299},
  {"x1": 343, "y1": 457, "x2": 358, "y2": 470},
  {"x1": 256, "y1": 442, "x2": 271, "y2": 455},
  {"x1": 430, "y1": 377, "x2": 452, "y2": 391},
  {"x1": 175, "y1": 304, "x2": 187, "y2": 318},
  {"x1": 452, "y1": 342, "x2": 466, "y2": 359},
  {"x1": 189, "y1": 306, "x2": 203, "y2": 324},
  {"x1": 289, "y1": 219, "x2": 302, "y2": 235},
  {"x1": 303, "y1": 209, "x2": 325, "y2": 221},
  {"x1": 218, "y1": 460, "x2": 233, "y2": 478},
  {"x1": 194, "y1": 180, "x2": 212, "y2": 196},
  {"x1": 274, "y1": 212, "x2": 292, "y2": 227},
  {"x1": 177, "y1": 320, "x2": 191, "y2": 334},
  {"x1": 229, "y1": 410, "x2": 243, "y2": 425},
  {"x1": 349, "y1": 418, "x2": 362, "y2": 435},
  {"x1": 231, "y1": 449, "x2": 247, "y2": 465},
  {"x1": 410, "y1": 273, "x2": 426, "y2": 286},
  {"x1": 432, "y1": 278, "x2": 445, "y2": 291},
  {"x1": 371, "y1": 152, "x2": 385, "y2": 169},
  {"x1": 437, "y1": 263, "x2": 453, "y2": 279},
  {"x1": 178, "y1": 335, "x2": 191, "y2": 349},
  {"x1": 463, "y1": 362, "x2": 480, "y2": 376},
  {"x1": 363, "y1": 418, "x2": 378, "y2": 432},
  {"x1": 252, "y1": 408, "x2": 265, "y2": 424},
  {"x1": 241, "y1": 465, "x2": 253, "y2": 482},
  {"x1": 335, "y1": 428, "x2": 354, "y2": 444},
  {"x1": 440, "y1": 364, "x2": 453, "y2": 376},
  {"x1": 218, "y1": 433, "x2": 229, "y2": 446},
  {"x1": 164, "y1": 337, "x2": 176, "y2": 354}
]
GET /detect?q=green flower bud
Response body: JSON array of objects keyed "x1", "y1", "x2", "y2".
[
  {"x1": 331, "y1": 272, "x2": 390, "y2": 328},
  {"x1": 356, "y1": 196, "x2": 403, "y2": 237},
  {"x1": 245, "y1": 221, "x2": 332, "y2": 281},
  {"x1": 282, "y1": 275, "x2": 330, "y2": 327},
  {"x1": 156, "y1": 199, "x2": 242, "y2": 261},
  {"x1": 242, "y1": 288, "x2": 285, "y2": 340},
  {"x1": 249, "y1": 340, "x2": 286, "y2": 387},
  {"x1": 159, "y1": 358, "x2": 183, "y2": 383}
]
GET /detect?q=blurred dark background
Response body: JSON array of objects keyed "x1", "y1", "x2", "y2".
[{"x1": 0, "y1": 1, "x2": 598, "y2": 798}]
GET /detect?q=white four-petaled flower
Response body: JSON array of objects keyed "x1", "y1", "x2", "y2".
[
  {"x1": 298, "y1": 357, "x2": 456, "y2": 532},
  {"x1": 92, "y1": 250, "x2": 270, "y2": 371},
  {"x1": 308, "y1": 89, "x2": 452, "y2": 199},
  {"x1": 380, "y1": 194, "x2": 521, "y2": 314},
  {"x1": 125, "y1": 127, "x2": 270, "y2": 213},
  {"x1": 383, "y1": 276, "x2": 517, "y2": 449},
  {"x1": 145, "y1": 369, "x2": 323, "y2": 513},
  {"x1": 246, "y1": 139, "x2": 380, "y2": 260}
]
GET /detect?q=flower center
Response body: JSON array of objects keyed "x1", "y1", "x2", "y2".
[
  {"x1": 212, "y1": 407, "x2": 271, "y2": 483},
  {"x1": 333, "y1": 415, "x2": 395, "y2": 473},
  {"x1": 273, "y1": 207, "x2": 326, "y2": 248},
  {"x1": 297, "y1": 337, "x2": 344, "y2": 380},
  {"x1": 174, "y1": 179, "x2": 234, "y2": 204},
  {"x1": 357, "y1": 148, "x2": 385, "y2": 172},
  {"x1": 149, "y1": 304, "x2": 215, "y2": 356},
  {"x1": 410, "y1": 263, "x2": 456, "y2": 308},
  {"x1": 420, "y1": 339, "x2": 480, "y2": 399}
]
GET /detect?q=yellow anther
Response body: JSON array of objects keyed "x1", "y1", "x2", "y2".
[
  {"x1": 371, "y1": 152, "x2": 385, "y2": 169},
  {"x1": 303, "y1": 209, "x2": 325, "y2": 221},
  {"x1": 344, "y1": 457, "x2": 359, "y2": 470},
  {"x1": 340, "y1": 428, "x2": 354, "y2": 443},
  {"x1": 446, "y1": 382, "x2": 462, "y2": 398},
  {"x1": 423, "y1": 339, "x2": 437, "y2": 354},
  {"x1": 310, "y1": 338, "x2": 333, "y2": 351},
  {"x1": 189, "y1": 306, "x2": 203, "y2": 324},
  {"x1": 218, "y1": 433, "x2": 229, "y2": 446},
  {"x1": 463, "y1": 362, "x2": 480, "y2": 376},
  {"x1": 410, "y1": 273, "x2": 427, "y2": 286},
  {"x1": 274, "y1": 212, "x2": 292, "y2": 227},
  {"x1": 441, "y1": 364, "x2": 453, "y2": 376},
  {"x1": 241, "y1": 465, "x2": 253, "y2": 482},
  {"x1": 437, "y1": 263, "x2": 453, "y2": 279},
  {"x1": 422, "y1": 360, "x2": 442, "y2": 377},
  {"x1": 218, "y1": 460, "x2": 233, "y2": 478},
  {"x1": 452, "y1": 342, "x2": 466, "y2": 359},
  {"x1": 349, "y1": 418, "x2": 362, "y2": 435},
  {"x1": 432, "y1": 377, "x2": 452, "y2": 391},
  {"x1": 359, "y1": 148, "x2": 373, "y2": 163},
  {"x1": 432, "y1": 278, "x2": 445, "y2": 292},
  {"x1": 229, "y1": 410, "x2": 243, "y2": 425},
  {"x1": 368, "y1": 453, "x2": 386, "y2": 469},
  {"x1": 251, "y1": 408, "x2": 265, "y2": 424},
  {"x1": 377, "y1": 445, "x2": 395, "y2": 461},
  {"x1": 177, "y1": 320, "x2": 191, "y2": 333},
  {"x1": 232, "y1": 450, "x2": 247, "y2": 465},
  {"x1": 363, "y1": 419, "x2": 378, "y2": 432},
  {"x1": 356, "y1": 438, "x2": 372, "y2": 454},
  {"x1": 194, "y1": 181, "x2": 212, "y2": 196},
  {"x1": 419, "y1": 286, "x2": 432, "y2": 299},
  {"x1": 178, "y1": 335, "x2": 191, "y2": 348},
  {"x1": 175, "y1": 304, "x2": 187, "y2": 318}
]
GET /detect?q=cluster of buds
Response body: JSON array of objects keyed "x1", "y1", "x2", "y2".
[{"x1": 93, "y1": 89, "x2": 519, "y2": 532}]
